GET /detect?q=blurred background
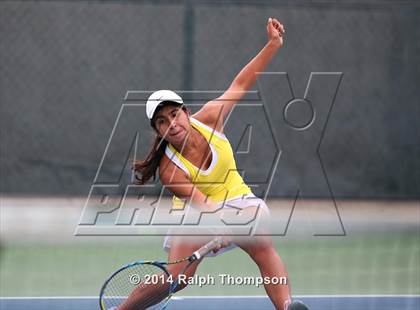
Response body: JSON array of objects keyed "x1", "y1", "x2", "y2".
[{"x1": 1, "y1": 0, "x2": 419, "y2": 301}]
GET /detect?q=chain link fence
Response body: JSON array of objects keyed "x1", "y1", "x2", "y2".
[{"x1": 1, "y1": 0, "x2": 419, "y2": 198}]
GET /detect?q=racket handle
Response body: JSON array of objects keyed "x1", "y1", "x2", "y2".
[{"x1": 191, "y1": 238, "x2": 223, "y2": 261}]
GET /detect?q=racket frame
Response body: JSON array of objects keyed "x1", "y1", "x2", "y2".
[
  {"x1": 99, "y1": 260, "x2": 170, "y2": 310},
  {"x1": 99, "y1": 238, "x2": 222, "y2": 310}
]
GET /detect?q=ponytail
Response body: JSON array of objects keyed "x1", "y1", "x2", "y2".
[{"x1": 133, "y1": 135, "x2": 168, "y2": 184}]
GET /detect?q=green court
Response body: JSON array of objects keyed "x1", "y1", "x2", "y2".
[{"x1": 1, "y1": 231, "x2": 418, "y2": 297}]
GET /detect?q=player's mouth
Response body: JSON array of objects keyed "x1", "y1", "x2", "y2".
[{"x1": 170, "y1": 130, "x2": 183, "y2": 138}]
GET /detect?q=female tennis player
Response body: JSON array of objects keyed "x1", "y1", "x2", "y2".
[{"x1": 132, "y1": 18, "x2": 309, "y2": 310}]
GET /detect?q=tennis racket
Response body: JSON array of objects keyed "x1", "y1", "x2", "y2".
[{"x1": 99, "y1": 237, "x2": 223, "y2": 310}]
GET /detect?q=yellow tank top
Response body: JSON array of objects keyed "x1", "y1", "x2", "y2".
[{"x1": 164, "y1": 117, "x2": 252, "y2": 209}]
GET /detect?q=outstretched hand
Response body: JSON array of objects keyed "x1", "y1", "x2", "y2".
[
  {"x1": 212, "y1": 236, "x2": 232, "y2": 254},
  {"x1": 267, "y1": 17, "x2": 285, "y2": 48}
]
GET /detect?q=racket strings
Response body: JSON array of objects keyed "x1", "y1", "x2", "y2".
[
  {"x1": 101, "y1": 263, "x2": 170, "y2": 310},
  {"x1": 117, "y1": 261, "x2": 195, "y2": 309},
  {"x1": 132, "y1": 274, "x2": 172, "y2": 309},
  {"x1": 140, "y1": 260, "x2": 195, "y2": 308}
]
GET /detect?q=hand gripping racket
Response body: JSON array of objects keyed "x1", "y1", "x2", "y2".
[{"x1": 99, "y1": 238, "x2": 223, "y2": 310}]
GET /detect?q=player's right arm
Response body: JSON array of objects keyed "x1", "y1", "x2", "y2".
[
  {"x1": 159, "y1": 154, "x2": 217, "y2": 213},
  {"x1": 159, "y1": 155, "x2": 231, "y2": 249}
]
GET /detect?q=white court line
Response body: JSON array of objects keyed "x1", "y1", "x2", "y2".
[{"x1": 0, "y1": 294, "x2": 419, "y2": 299}]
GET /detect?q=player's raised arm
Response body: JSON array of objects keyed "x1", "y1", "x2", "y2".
[{"x1": 193, "y1": 17, "x2": 285, "y2": 132}]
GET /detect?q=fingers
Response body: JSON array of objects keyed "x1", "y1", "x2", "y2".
[
  {"x1": 267, "y1": 17, "x2": 285, "y2": 35},
  {"x1": 212, "y1": 236, "x2": 232, "y2": 254},
  {"x1": 212, "y1": 243, "x2": 222, "y2": 254}
]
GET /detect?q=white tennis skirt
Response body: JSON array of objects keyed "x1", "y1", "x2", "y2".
[{"x1": 163, "y1": 193, "x2": 270, "y2": 257}]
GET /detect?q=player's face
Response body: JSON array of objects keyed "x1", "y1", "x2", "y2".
[{"x1": 153, "y1": 105, "x2": 190, "y2": 144}]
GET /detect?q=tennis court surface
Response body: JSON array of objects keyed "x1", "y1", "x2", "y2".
[{"x1": 1, "y1": 295, "x2": 419, "y2": 310}]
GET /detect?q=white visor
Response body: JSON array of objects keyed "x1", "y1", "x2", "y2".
[{"x1": 146, "y1": 90, "x2": 183, "y2": 120}]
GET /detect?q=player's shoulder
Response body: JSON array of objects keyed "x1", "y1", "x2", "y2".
[{"x1": 191, "y1": 105, "x2": 224, "y2": 133}]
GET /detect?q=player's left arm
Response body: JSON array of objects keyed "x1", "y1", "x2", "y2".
[{"x1": 193, "y1": 17, "x2": 285, "y2": 132}]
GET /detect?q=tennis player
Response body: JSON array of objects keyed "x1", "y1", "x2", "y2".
[{"x1": 132, "y1": 18, "x2": 309, "y2": 310}]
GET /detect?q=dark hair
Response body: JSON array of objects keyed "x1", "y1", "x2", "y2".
[{"x1": 133, "y1": 102, "x2": 187, "y2": 184}]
